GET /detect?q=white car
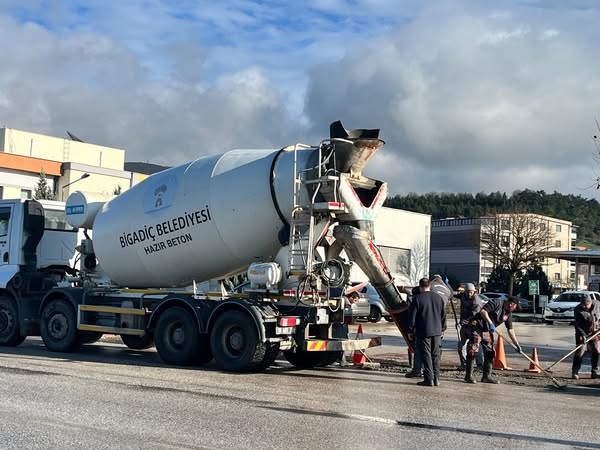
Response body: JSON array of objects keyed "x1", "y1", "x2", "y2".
[
  {"x1": 543, "y1": 291, "x2": 600, "y2": 324},
  {"x1": 351, "y1": 282, "x2": 395, "y2": 323}
]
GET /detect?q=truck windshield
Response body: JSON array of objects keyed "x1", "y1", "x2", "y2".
[{"x1": 44, "y1": 209, "x2": 75, "y2": 231}]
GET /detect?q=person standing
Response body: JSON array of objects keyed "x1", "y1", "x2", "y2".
[
  {"x1": 463, "y1": 296, "x2": 522, "y2": 384},
  {"x1": 457, "y1": 283, "x2": 483, "y2": 366},
  {"x1": 572, "y1": 294, "x2": 600, "y2": 379},
  {"x1": 408, "y1": 278, "x2": 447, "y2": 387}
]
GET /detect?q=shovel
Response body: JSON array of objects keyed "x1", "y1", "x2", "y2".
[{"x1": 494, "y1": 330, "x2": 567, "y2": 389}]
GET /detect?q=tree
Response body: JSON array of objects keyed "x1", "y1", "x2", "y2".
[
  {"x1": 33, "y1": 170, "x2": 55, "y2": 200},
  {"x1": 481, "y1": 214, "x2": 555, "y2": 295},
  {"x1": 486, "y1": 266, "x2": 512, "y2": 293}
]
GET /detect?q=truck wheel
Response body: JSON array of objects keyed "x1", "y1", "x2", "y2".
[
  {"x1": 210, "y1": 310, "x2": 266, "y2": 372},
  {"x1": 40, "y1": 299, "x2": 80, "y2": 352},
  {"x1": 283, "y1": 350, "x2": 342, "y2": 368},
  {"x1": 79, "y1": 331, "x2": 103, "y2": 345},
  {"x1": 368, "y1": 306, "x2": 382, "y2": 323},
  {"x1": 0, "y1": 296, "x2": 26, "y2": 346},
  {"x1": 155, "y1": 307, "x2": 204, "y2": 365},
  {"x1": 121, "y1": 333, "x2": 154, "y2": 350}
]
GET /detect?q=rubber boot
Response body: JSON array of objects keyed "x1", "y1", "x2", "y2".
[
  {"x1": 464, "y1": 356, "x2": 476, "y2": 384},
  {"x1": 481, "y1": 358, "x2": 499, "y2": 384}
]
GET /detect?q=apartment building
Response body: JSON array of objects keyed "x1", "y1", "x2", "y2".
[{"x1": 430, "y1": 213, "x2": 574, "y2": 289}]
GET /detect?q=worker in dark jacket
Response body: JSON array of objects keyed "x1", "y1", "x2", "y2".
[
  {"x1": 457, "y1": 283, "x2": 483, "y2": 366},
  {"x1": 572, "y1": 295, "x2": 600, "y2": 379},
  {"x1": 463, "y1": 296, "x2": 521, "y2": 384},
  {"x1": 408, "y1": 278, "x2": 447, "y2": 387}
]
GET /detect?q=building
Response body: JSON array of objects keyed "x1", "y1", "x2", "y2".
[
  {"x1": 430, "y1": 214, "x2": 574, "y2": 289},
  {"x1": 350, "y1": 207, "x2": 431, "y2": 285},
  {"x1": 0, "y1": 127, "x2": 133, "y2": 200}
]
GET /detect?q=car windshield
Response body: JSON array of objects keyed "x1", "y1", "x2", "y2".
[{"x1": 555, "y1": 293, "x2": 587, "y2": 302}]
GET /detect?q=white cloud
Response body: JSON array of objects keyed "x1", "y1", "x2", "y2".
[{"x1": 0, "y1": 1, "x2": 599, "y2": 200}]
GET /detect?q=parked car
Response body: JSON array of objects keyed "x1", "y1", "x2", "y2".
[
  {"x1": 543, "y1": 291, "x2": 600, "y2": 324},
  {"x1": 482, "y1": 292, "x2": 532, "y2": 312},
  {"x1": 351, "y1": 282, "x2": 396, "y2": 323}
]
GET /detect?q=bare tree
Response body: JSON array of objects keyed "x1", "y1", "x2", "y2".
[
  {"x1": 409, "y1": 242, "x2": 429, "y2": 285},
  {"x1": 480, "y1": 214, "x2": 555, "y2": 295}
]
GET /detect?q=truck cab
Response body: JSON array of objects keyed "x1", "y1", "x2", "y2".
[{"x1": 0, "y1": 199, "x2": 78, "y2": 341}]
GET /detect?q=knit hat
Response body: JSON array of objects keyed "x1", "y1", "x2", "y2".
[{"x1": 464, "y1": 283, "x2": 476, "y2": 292}]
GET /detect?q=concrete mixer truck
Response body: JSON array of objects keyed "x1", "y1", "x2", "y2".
[{"x1": 0, "y1": 121, "x2": 410, "y2": 372}]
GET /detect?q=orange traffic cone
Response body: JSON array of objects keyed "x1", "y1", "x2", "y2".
[
  {"x1": 353, "y1": 324, "x2": 367, "y2": 364},
  {"x1": 493, "y1": 334, "x2": 512, "y2": 370},
  {"x1": 525, "y1": 348, "x2": 541, "y2": 373}
]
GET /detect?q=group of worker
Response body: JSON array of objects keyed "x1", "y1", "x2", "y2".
[{"x1": 402, "y1": 278, "x2": 600, "y2": 385}]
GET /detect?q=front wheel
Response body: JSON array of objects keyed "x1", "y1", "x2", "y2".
[
  {"x1": 121, "y1": 333, "x2": 154, "y2": 350},
  {"x1": 368, "y1": 306, "x2": 382, "y2": 323},
  {"x1": 210, "y1": 310, "x2": 266, "y2": 372},
  {"x1": 0, "y1": 296, "x2": 26, "y2": 346},
  {"x1": 40, "y1": 298, "x2": 80, "y2": 352}
]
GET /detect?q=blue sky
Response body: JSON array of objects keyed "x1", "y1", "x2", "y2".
[{"x1": 1, "y1": 1, "x2": 600, "y2": 196}]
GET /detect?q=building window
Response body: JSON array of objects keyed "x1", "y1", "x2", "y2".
[
  {"x1": 379, "y1": 246, "x2": 412, "y2": 278},
  {"x1": 20, "y1": 189, "x2": 32, "y2": 200},
  {"x1": 554, "y1": 273, "x2": 561, "y2": 281},
  {"x1": 554, "y1": 240, "x2": 561, "y2": 248},
  {"x1": 0, "y1": 186, "x2": 3, "y2": 199},
  {"x1": 571, "y1": 239, "x2": 576, "y2": 247},
  {"x1": 555, "y1": 258, "x2": 561, "y2": 264},
  {"x1": 594, "y1": 265, "x2": 600, "y2": 274},
  {"x1": 570, "y1": 272, "x2": 575, "y2": 280},
  {"x1": 500, "y1": 219, "x2": 510, "y2": 230},
  {"x1": 556, "y1": 224, "x2": 562, "y2": 232},
  {"x1": 539, "y1": 222, "x2": 546, "y2": 230}
]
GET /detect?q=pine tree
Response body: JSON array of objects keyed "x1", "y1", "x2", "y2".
[{"x1": 33, "y1": 170, "x2": 55, "y2": 200}]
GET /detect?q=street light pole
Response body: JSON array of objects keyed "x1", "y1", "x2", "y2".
[{"x1": 61, "y1": 173, "x2": 90, "y2": 201}]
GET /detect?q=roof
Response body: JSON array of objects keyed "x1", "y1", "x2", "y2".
[
  {"x1": 545, "y1": 249, "x2": 600, "y2": 264},
  {"x1": 124, "y1": 161, "x2": 170, "y2": 175}
]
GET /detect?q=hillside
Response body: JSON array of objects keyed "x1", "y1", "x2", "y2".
[{"x1": 384, "y1": 189, "x2": 600, "y2": 247}]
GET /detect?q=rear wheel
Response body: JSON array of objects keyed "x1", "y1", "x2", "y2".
[
  {"x1": 155, "y1": 307, "x2": 204, "y2": 365},
  {"x1": 40, "y1": 298, "x2": 80, "y2": 352},
  {"x1": 367, "y1": 306, "x2": 382, "y2": 323},
  {"x1": 283, "y1": 350, "x2": 343, "y2": 368},
  {"x1": 210, "y1": 310, "x2": 266, "y2": 372},
  {"x1": 121, "y1": 333, "x2": 154, "y2": 350},
  {"x1": 0, "y1": 296, "x2": 26, "y2": 346}
]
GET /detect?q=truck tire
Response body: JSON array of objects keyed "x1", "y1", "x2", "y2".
[
  {"x1": 40, "y1": 299, "x2": 80, "y2": 352},
  {"x1": 155, "y1": 307, "x2": 205, "y2": 366},
  {"x1": 78, "y1": 331, "x2": 103, "y2": 345},
  {"x1": 283, "y1": 350, "x2": 342, "y2": 368},
  {"x1": 210, "y1": 310, "x2": 266, "y2": 372},
  {"x1": 121, "y1": 333, "x2": 154, "y2": 350},
  {"x1": 368, "y1": 306, "x2": 382, "y2": 323},
  {"x1": 0, "y1": 296, "x2": 26, "y2": 346}
]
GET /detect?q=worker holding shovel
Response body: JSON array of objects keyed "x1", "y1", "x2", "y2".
[
  {"x1": 571, "y1": 294, "x2": 600, "y2": 380},
  {"x1": 463, "y1": 296, "x2": 522, "y2": 384}
]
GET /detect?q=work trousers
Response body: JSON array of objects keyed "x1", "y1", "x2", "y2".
[
  {"x1": 465, "y1": 327, "x2": 495, "y2": 361},
  {"x1": 418, "y1": 335, "x2": 441, "y2": 383},
  {"x1": 572, "y1": 335, "x2": 600, "y2": 375}
]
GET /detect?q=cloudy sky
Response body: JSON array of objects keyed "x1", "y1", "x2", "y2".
[{"x1": 1, "y1": 0, "x2": 599, "y2": 197}]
